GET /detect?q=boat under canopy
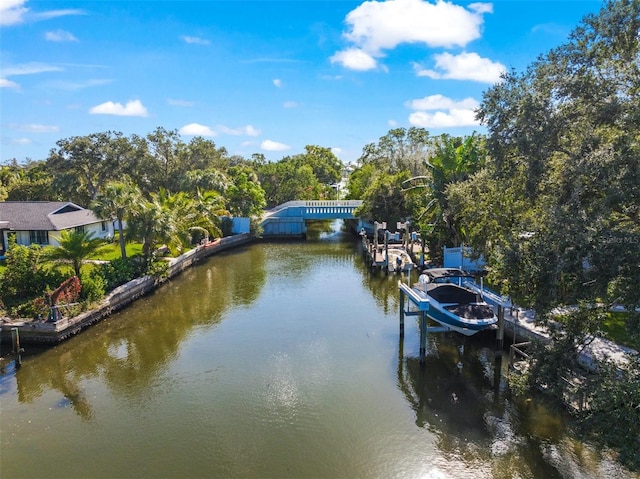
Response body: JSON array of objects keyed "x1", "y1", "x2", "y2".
[{"x1": 413, "y1": 268, "x2": 497, "y2": 336}]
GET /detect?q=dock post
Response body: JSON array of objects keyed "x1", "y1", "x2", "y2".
[
  {"x1": 495, "y1": 305, "x2": 504, "y2": 356},
  {"x1": 11, "y1": 327, "x2": 22, "y2": 367},
  {"x1": 399, "y1": 289, "x2": 405, "y2": 338},
  {"x1": 419, "y1": 310, "x2": 427, "y2": 363}
]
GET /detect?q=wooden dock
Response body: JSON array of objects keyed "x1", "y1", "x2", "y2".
[{"x1": 360, "y1": 230, "x2": 424, "y2": 273}]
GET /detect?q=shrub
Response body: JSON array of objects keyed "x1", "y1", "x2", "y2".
[{"x1": 80, "y1": 272, "x2": 106, "y2": 304}]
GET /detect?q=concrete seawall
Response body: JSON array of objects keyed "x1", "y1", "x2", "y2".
[{"x1": 1, "y1": 234, "x2": 253, "y2": 345}]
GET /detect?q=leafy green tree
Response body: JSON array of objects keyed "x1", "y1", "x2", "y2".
[
  {"x1": 298, "y1": 145, "x2": 342, "y2": 185},
  {"x1": 179, "y1": 168, "x2": 229, "y2": 195},
  {"x1": 143, "y1": 128, "x2": 230, "y2": 193},
  {"x1": 45, "y1": 230, "x2": 109, "y2": 277},
  {"x1": 193, "y1": 189, "x2": 228, "y2": 238},
  {"x1": 126, "y1": 192, "x2": 172, "y2": 258},
  {"x1": 47, "y1": 131, "x2": 134, "y2": 204},
  {"x1": 404, "y1": 133, "x2": 487, "y2": 253},
  {"x1": 184, "y1": 136, "x2": 230, "y2": 172},
  {"x1": 356, "y1": 170, "x2": 411, "y2": 226},
  {"x1": 257, "y1": 160, "x2": 320, "y2": 207},
  {"x1": 3, "y1": 160, "x2": 56, "y2": 201},
  {"x1": 345, "y1": 162, "x2": 377, "y2": 200},
  {"x1": 359, "y1": 127, "x2": 432, "y2": 176},
  {"x1": 0, "y1": 238, "x2": 64, "y2": 315},
  {"x1": 449, "y1": 1, "x2": 640, "y2": 466},
  {"x1": 91, "y1": 181, "x2": 141, "y2": 259},
  {"x1": 226, "y1": 166, "x2": 266, "y2": 216},
  {"x1": 460, "y1": 0, "x2": 640, "y2": 311}
]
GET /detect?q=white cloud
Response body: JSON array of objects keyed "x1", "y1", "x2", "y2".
[
  {"x1": 1, "y1": 0, "x2": 28, "y2": 26},
  {"x1": 47, "y1": 78, "x2": 112, "y2": 90},
  {"x1": 414, "y1": 52, "x2": 505, "y2": 83},
  {"x1": 468, "y1": 2, "x2": 493, "y2": 15},
  {"x1": 181, "y1": 35, "x2": 210, "y2": 45},
  {"x1": 11, "y1": 138, "x2": 32, "y2": 145},
  {"x1": 179, "y1": 123, "x2": 217, "y2": 136},
  {"x1": 34, "y1": 9, "x2": 85, "y2": 21},
  {"x1": 168, "y1": 98, "x2": 195, "y2": 107},
  {"x1": 3, "y1": 62, "x2": 62, "y2": 76},
  {"x1": 89, "y1": 99, "x2": 148, "y2": 117},
  {"x1": 331, "y1": 147, "x2": 342, "y2": 155},
  {"x1": 11, "y1": 123, "x2": 59, "y2": 133},
  {"x1": 407, "y1": 94, "x2": 479, "y2": 111},
  {"x1": 273, "y1": 78, "x2": 282, "y2": 88},
  {"x1": 409, "y1": 108, "x2": 479, "y2": 128},
  {"x1": 1, "y1": 62, "x2": 63, "y2": 88},
  {"x1": 283, "y1": 101, "x2": 299, "y2": 109},
  {"x1": 1, "y1": 1, "x2": 85, "y2": 26},
  {"x1": 407, "y1": 94, "x2": 480, "y2": 128},
  {"x1": 261, "y1": 139, "x2": 290, "y2": 152},
  {"x1": 218, "y1": 125, "x2": 261, "y2": 136},
  {"x1": 45, "y1": 29, "x2": 78, "y2": 42},
  {"x1": 333, "y1": 0, "x2": 491, "y2": 71},
  {"x1": 330, "y1": 48, "x2": 378, "y2": 71},
  {"x1": 0, "y1": 78, "x2": 19, "y2": 88}
]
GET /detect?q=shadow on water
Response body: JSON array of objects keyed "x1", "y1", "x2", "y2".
[
  {"x1": 395, "y1": 329, "x2": 635, "y2": 478},
  {"x1": 6, "y1": 243, "x2": 269, "y2": 419},
  {"x1": 2, "y1": 220, "x2": 638, "y2": 478}
]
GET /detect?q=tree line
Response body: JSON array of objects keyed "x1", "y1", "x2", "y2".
[
  {"x1": 344, "y1": 0, "x2": 639, "y2": 468},
  {"x1": 1, "y1": 0, "x2": 638, "y2": 467}
]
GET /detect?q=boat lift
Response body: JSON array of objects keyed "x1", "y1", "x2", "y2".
[
  {"x1": 398, "y1": 281, "x2": 449, "y2": 363},
  {"x1": 399, "y1": 280, "x2": 508, "y2": 363}
]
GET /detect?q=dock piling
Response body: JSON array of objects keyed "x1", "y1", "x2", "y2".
[
  {"x1": 419, "y1": 311, "x2": 427, "y2": 363},
  {"x1": 496, "y1": 305, "x2": 505, "y2": 356},
  {"x1": 11, "y1": 327, "x2": 23, "y2": 367},
  {"x1": 399, "y1": 289, "x2": 405, "y2": 337}
]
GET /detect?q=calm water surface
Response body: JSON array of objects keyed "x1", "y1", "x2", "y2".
[{"x1": 1, "y1": 222, "x2": 636, "y2": 478}]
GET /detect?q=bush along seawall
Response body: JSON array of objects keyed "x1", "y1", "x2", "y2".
[{"x1": 0, "y1": 234, "x2": 253, "y2": 346}]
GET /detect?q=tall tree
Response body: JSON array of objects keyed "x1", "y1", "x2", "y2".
[
  {"x1": 47, "y1": 131, "x2": 133, "y2": 204},
  {"x1": 226, "y1": 166, "x2": 266, "y2": 217},
  {"x1": 91, "y1": 181, "x2": 141, "y2": 259},
  {"x1": 359, "y1": 127, "x2": 432, "y2": 176},
  {"x1": 460, "y1": 0, "x2": 640, "y2": 311},
  {"x1": 404, "y1": 133, "x2": 487, "y2": 252}
]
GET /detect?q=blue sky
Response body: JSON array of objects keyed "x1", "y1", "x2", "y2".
[{"x1": 1, "y1": 0, "x2": 602, "y2": 164}]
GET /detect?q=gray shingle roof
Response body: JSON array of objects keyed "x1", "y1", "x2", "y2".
[{"x1": 0, "y1": 201, "x2": 103, "y2": 231}]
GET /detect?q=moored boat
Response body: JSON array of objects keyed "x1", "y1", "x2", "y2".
[{"x1": 413, "y1": 268, "x2": 497, "y2": 336}]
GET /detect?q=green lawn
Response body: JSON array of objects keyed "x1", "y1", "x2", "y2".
[
  {"x1": 88, "y1": 241, "x2": 143, "y2": 261},
  {"x1": 602, "y1": 311, "x2": 639, "y2": 351}
]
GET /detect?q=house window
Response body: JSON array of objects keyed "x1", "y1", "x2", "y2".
[
  {"x1": 101, "y1": 221, "x2": 108, "y2": 232},
  {"x1": 29, "y1": 231, "x2": 49, "y2": 245},
  {"x1": 74, "y1": 225, "x2": 85, "y2": 234}
]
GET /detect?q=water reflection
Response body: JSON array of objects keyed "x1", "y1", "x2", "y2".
[
  {"x1": 11, "y1": 244, "x2": 268, "y2": 418},
  {"x1": 2, "y1": 222, "x2": 638, "y2": 479},
  {"x1": 395, "y1": 329, "x2": 632, "y2": 478}
]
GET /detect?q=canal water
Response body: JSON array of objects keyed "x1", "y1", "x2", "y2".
[{"x1": 1, "y1": 222, "x2": 636, "y2": 479}]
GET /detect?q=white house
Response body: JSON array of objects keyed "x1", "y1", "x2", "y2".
[{"x1": 0, "y1": 201, "x2": 114, "y2": 256}]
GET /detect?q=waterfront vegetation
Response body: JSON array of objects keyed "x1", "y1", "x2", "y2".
[{"x1": 1, "y1": 0, "x2": 639, "y2": 471}]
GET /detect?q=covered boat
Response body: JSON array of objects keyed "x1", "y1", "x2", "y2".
[{"x1": 413, "y1": 268, "x2": 497, "y2": 336}]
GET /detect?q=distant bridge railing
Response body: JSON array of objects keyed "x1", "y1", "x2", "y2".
[
  {"x1": 261, "y1": 200, "x2": 363, "y2": 236},
  {"x1": 262, "y1": 200, "x2": 363, "y2": 218}
]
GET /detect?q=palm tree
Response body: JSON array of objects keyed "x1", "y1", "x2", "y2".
[
  {"x1": 193, "y1": 189, "x2": 228, "y2": 239},
  {"x1": 404, "y1": 133, "x2": 486, "y2": 248},
  {"x1": 46, "y1": 230, "x2": 108, "y2": 277},
  {"x1": 127, "y1": 193, "x2": 171, "y2": 258},
  {"x1": 91, "y1": 181, "x2": 140, "y2": 259}
]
